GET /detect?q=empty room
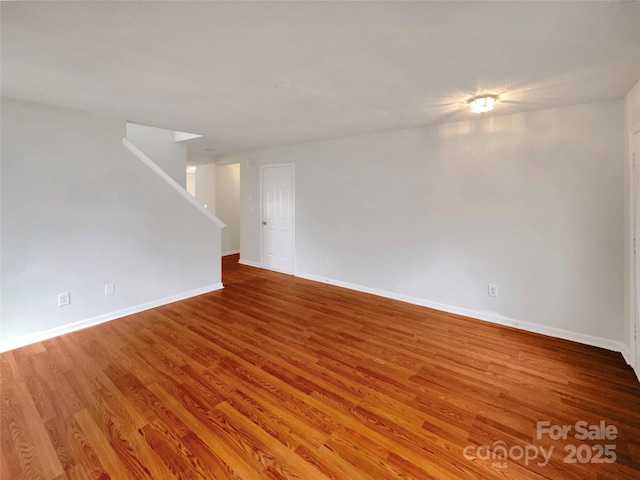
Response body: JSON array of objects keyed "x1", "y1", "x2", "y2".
[{"x1": 2, "y1": 1, "x2": 640, "y2": 479}]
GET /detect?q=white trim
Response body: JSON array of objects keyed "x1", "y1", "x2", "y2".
[
  {"x1": 238, "y1": 259, "x2": 262, "y2": 268},
  {"x1": 0, "y1": 283, "x2": 224, "y2": 353},
  {"x1": 628, "y1": 127, "x2": 633, "y2": 374},
  {"x1": 122, "y1": 137, "x2": 225, "y2": 229},
  {"x1": 222, "y1": 249, "x2": 240, "y2": 256},
  {"x1": 629, "y1": 127, "x2": 640, "y2": 379},
  {"x1": 621, "y1": 343, "x2": 632, "y2": 366},
  {"x1": 292, "y1": 164, "x2": 296, "y2": 275},
  {"x1": 259, "y1": 164, "x2": 264, "y2": 267},
  {"x1": 296, "y1": 271, "x2": 626, "y2": 355},
  {"x1": 626, "y1": 342, "x2": 640, "y2": 382}
]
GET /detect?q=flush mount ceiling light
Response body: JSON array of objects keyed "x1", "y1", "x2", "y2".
[
  {"x1": 468, "y1": 95, "x2": 498, "y2": 113},
  {"x1": 275, "y1": 83, "x2": 294, "y2": 91}
]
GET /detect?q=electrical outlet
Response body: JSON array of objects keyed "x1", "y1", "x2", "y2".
[
  {"x1": 488, "y1": 284, "x2": 498, "y2": 297},
  {"x1": 322, "y1": 256, "x2": 328, "y2": 266},
  {"x1": 58, "y1": 292, "x2": 70, "y2": 307},
  {"x1": 105, "y1": 283, "x2": 115, "y2": 296}
]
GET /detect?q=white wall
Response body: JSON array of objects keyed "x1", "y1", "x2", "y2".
[
  {"x1": 186, "y1": 170, "x2": 196, "y2": 197},
  {"x1": 216, "y1": 163, "x2": 240, "y2": 255},
  {"x1": 626, "y1": 80, "x2": 640, "y2": 129},
  {"x1": 126, "y1": 122, "x2": 187, "y2": 188},
  {"x1": 220, "y1": 101, "x2": 625, "y2": 347},
  {"x1": 1, "y1": 98, "x2": 222, "y2": 351},
  {"x1": 194, "y1": 164, "x2": 216, "y2": 213}
]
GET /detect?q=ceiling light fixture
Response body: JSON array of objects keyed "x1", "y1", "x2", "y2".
[
  {"x1": 468, "y1": 95, "x2": 498, "y2": 113},
  {"x1": 275, "y1": 83, "x2": 294, "y2": 91}
]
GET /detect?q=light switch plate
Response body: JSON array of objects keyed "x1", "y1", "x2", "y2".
[{"x1": 58, "y1": 292, "x2": 70, "y2": 306}]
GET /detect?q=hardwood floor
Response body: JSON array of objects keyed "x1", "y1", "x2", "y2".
[{"x1": 1, "y1": 254, "x2": 639, "y2": 479}]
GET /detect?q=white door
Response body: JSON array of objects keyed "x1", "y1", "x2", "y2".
[
  {"x1": 634, "y1": 131, "x2": 640, "y2": 378},
  {"x1": 261, "y1": 164, "x2": 294, "y2": 274}
]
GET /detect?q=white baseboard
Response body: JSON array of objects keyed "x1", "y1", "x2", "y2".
[
  {"x1": 620, "y1": 345, "x2": 640, "y2": 383},
  {"x1": 0, "y1": 283, "x2": 224, "y2": 353},
  {"x1": 222, "y1": 249, "x2": 240, "y2": 256},
  {"x1": 296, "y1": 271, "x2": 626, "y2": 355},
  {"x1": 621, "y1": 344, "x2": 632, "y2": 366},
  {"x1": 238, "y1": 259, "x2": 262, "y2": 268}
]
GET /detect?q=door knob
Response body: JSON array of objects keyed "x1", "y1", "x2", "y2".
[{"x1": 262, "y1": 221, "x2": 267, "y2": 225}]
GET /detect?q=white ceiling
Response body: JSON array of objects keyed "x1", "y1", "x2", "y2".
[{"x1": 2, "y1": 1, "x2": 639, "y2": 155}]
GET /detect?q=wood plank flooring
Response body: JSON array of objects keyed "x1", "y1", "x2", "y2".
[{"x1": 1, "y1": 254, "x2": 639, "y2": 479}]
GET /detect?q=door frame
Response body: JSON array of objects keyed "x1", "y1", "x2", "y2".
[
  {"x1": 629, "y1": 123, "x2": 640, "y2": 380},
  {"x1": 259, "y1": 162, "x2": 296, "y2": 274}
]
